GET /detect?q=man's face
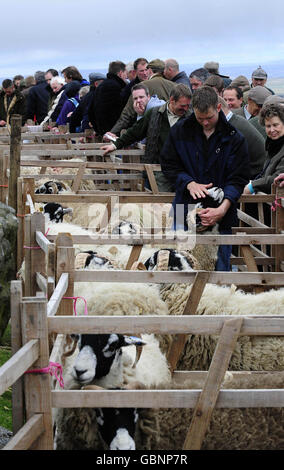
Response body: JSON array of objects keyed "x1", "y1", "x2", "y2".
[
  {"x1": 223, "y1": 89, "x2": 243, "y2": 109},
  {"x1": 194, "y1": 104, "x2": 221, "y2": 132},
  {"x1": 247, "y1": 98, "x2": 261, "y2": 117},
  {"x1": 45, "y1": 72, "x2": 53, "y2": 85},
  {"x1": 132, "y1": 89, "x2": 150, "y2": 115},
  {"x1": 4, "y1": 85, "x2": 15, "y2": 96},
  {"x1": 190, "y1": 77, "x2": 203, "y2": 91},
  {"x1": 164, "y1": 65, "x2": 174, "y2": 80},
  {"x1": 136, "y1": 62, "x2": 149, "y2": 82},
  {"x1": 169, "y1": 96, "x2": 191, "y2": 117},
  {"x1": 252, "y1": 77, "x2": 267, "y2": 88}
]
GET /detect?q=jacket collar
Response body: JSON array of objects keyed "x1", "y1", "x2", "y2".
[{"x1": 185, "y1": 108, "x2": 237, "y2": 139}]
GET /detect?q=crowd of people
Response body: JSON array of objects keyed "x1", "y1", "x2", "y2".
[{"x1": 1, "y1": 58, "x2": 283, "y2": 270}]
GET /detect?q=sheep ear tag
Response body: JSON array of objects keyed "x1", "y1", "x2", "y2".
[{"x1": 123, "y1": 336, "x2": 146, "y2": 347}]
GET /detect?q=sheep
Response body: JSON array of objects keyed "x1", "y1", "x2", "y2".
[{"x1": 54, "y1": 333, "x2": 171, "y2": 450}]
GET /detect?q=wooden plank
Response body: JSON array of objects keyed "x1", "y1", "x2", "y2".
[
  {"x1": 35, "y1": 231, "x2": 54, "y2": 255},
  {"x1": 71, "y1": 162, "x2": 87, "y2": 193},
  {"x1": 172, "y1": 370, "x2": 284, "y2": 386},
  {"x1": 167, "y1": 271, "x2": 210, "y2": 373},
  {"x1": 30, "y1": 213, "x2": 46, "y2": 296},
  {"x1": 55, "y1": 234, "x2": 75, "y2": 316},
  {"x1": 47, "y1": 315, "x2": 284, "y2": 336},
  {"x1": 8, "y1": 115, "x2": 22, "y2": 210},
  {"x1": 2, "y1": 414, "x2": 44, "y2": 451},
  {"x1": 125, "y1": 245, "x2": 143, "y2": 270},
  {"x1": 145, "y1": 164, "x2": 159, "y2": 194},
  {"x1": 10, "y1": 281, "x2": 25, "y2": 433},
  {"x1": 275, "y1": 186, "x2": 284, "y2": 272},
  {"x1": 183, "y1": 318, "x2": 243, "y2": 450},
  {"x1": 51, "y1": 388, "x2": 284, "y2": 409},
  {"x1": 240, "y1": 245, "x2": 259, "y2": 272},
  {"x1": 72, "y1": 269, "x2": 284, "y2": 286},
  {"x1": 21, "y1": 298, "x2": 53, "y2": 450},
  {"x1": 46, "y1": 232, "x2": 284, "y2": 246},
  {"x1": 47, "y1": 273, "x2": 69, "y2": 316},
  {"x1": 0, "y1": 339, "x2": 39, "y2": 396}
]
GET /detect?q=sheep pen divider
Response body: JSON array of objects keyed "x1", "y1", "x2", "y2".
[
  {"x1": 2, "y1": 274, "x2": 284, "y2": 451},
  {"x1": 2, "y1": 209, "x2": 284, "y2": 450}
]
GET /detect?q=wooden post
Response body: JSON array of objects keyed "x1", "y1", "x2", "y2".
[
  {"x1": 21, "y1": 296, "x2": 53, "y2": 449},
  {"x1": 275, "y1": 185, "x2": 284, "y2": 272},
  {"x1": 55, "y1": 233, "x2": 75, "y2": 316},
  {"x1": 8, "y1": 115, "x2": 22, "y2": 210},
  {"x1": 30, "y1": 212, "x2": 46, "y2": 296},
  {"x1": 183, "y1": 317, "x2": 243, "y2": 450},
  {"x1": 167, "y1": 271, "x2": 210, "y2": 373},
  {"x1": 10, "y1": 281, "x2": 25, "y2": 434},
  {"x1": 0, "y1": 149, "x2": 9, "y2": 204}
]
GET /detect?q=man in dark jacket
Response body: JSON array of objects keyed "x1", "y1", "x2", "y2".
[
  {"x1": 164, "y1": 59, "x2": 190, "y2": 87},
  {"x1": 25, "y1": 71, "x2": 50, "y2": 124},
  {"x1": 0, "y1": 79, "x2": 26, "y2": 127},
  {"x1": 88, "y1": 61, "x2": 128, "y2": 136},
  {"x1": 69, "y1": 72, "x2": 106, "y2": 133},
  {"x1": 101, "y1": 83, "x2": 192, "y2": 191},
  {"x1": 161, "y1": 85, "x2": 250, "y2": 270}
]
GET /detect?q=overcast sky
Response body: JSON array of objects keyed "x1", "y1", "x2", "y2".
[{"x1": 1, "y1": 0, "x2": 284, "y2": 79}]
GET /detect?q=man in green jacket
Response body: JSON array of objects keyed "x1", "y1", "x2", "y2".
[
  {"x1": 108, "y1": 59, "x2": 176, "y2": 137},
  {"x1": 101, "y1": 83, "x2": 192, "y2": 192}
]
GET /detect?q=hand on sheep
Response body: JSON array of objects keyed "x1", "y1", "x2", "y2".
[
  {"x1": 187, "y1": 181, "x2": 213, "y2": 199},
  {"x1": 103, "y1": 132, "x2": 117, "y2": 142},
  {"x1": 199, "y1": 199, "x2": 231, "y2": 226},
  {"x1": 101, "y1": 143, "x2": 116, "y2": 156}
]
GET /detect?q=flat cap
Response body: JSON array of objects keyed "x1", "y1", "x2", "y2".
[
  {"x1": 89, "y1": 72, "x2": 106, "y2": 83},
  {"x1": 231, "y1": 75, "x2": 250, "y2": 88},
  {"x1": 147, "y1": 59, "x2": 165, "y2": 71},
  {"x1": 204, "y1": 61, "x2": 219, "y2": 74},
  {"x1": 248, "y1": 85, "x2": 272, "y2": 105}
]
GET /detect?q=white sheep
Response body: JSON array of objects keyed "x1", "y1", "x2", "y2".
[{"x1": 54, "y1": 333, "x2": 171, "y2": 450}]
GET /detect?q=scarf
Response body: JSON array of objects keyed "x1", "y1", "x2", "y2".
[
  {"x1": 4, "y1": 94, "x2": 17, "y2": 134},
  {"x1": 265, "y1": 134, "x2": 284, "y2": 157}
]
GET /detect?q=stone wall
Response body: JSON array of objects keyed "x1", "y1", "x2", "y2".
[{"x1": 0, "y1": 203, "x2": 18, "y2": 342}]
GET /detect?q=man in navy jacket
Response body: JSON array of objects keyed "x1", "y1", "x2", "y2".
[{"x1": 161, "y1": 85, "x2": 250, "y2": 270}]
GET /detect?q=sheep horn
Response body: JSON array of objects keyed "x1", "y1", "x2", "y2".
[
  {"x1": 82, "y1": 385, "x2": 105, "y2": 390},
  {"x1": 156, "y1": 250, "x2": 170, "y2": 271},
  {"x1": 123, "y1": 381, "x2": 146, "y2": 390}
]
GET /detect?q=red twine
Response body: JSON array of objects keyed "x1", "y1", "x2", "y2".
[
  {"x1": 25, "y1": 361, "x2": 64, "y2": 388},
  {"x1": 271, "y1": 197, "x2": 283, "y2": 211},
  {"x1": 0, "y1": 184, "x2": 8, "y2": 188},
  {"x1": 63, "y1": 296, "x2": 88, "y2": 316}
]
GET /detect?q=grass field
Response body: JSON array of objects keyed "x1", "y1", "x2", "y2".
[{"x1": 0, "y1": 325, "x2": 12, "y2": 431}]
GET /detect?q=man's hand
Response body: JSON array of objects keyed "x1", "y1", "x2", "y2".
[
  {"x1": 199, "y1": 199, "x2": 231, "y2": 227},
  {"x1": 243, "y1": 184, "x2": 252, "y2": 194},
  {"x1": 0, "y1": 120, "x2": 6, "y2": 126},
  {"x1": 133, "y1": 100, "x2": 146, "y2": 116},
  {"x1": 101, "y1": 143, "x2": 116, "y2": 156},
  {"x1": 274, "y1": 173, "x2": 284, "y2": 188},
  {"x1": 187, "y1": 181, "x2": 213, "y2": 199}
]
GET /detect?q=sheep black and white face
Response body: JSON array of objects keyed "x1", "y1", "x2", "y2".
[
  {"x1": 188, "y1": 186, "x2": 224, "y2": 232},
  {"x1": 43, "y1": 202, "x2": 73, "y2": 223},
  {"x1": 96, "y1": 407, "x2": 138, "y2": 450},
  {"x1": 72, "y1": 334, "x2": 145, "y2": 385},
  {"x1": 144, "y1": 249, "x2": 194, "y2": 272},
  {"x1": 112, "y1": 221, "x2": 137, "y2": 235},
  {"x1": 35, "y1": 181, "x2": 65, "y2": 194},
  {"x1": 84, "y1": 251, "x2": 114, "y2": 270}
]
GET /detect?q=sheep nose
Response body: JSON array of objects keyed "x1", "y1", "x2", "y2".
[{"x1": 75, "y1": 368, "x2": 87, "y2": 379}]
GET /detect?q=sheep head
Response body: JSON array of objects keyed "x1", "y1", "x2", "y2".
[{"x1": 72, "y1": 334, "x2": 146, "y2": 385}]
